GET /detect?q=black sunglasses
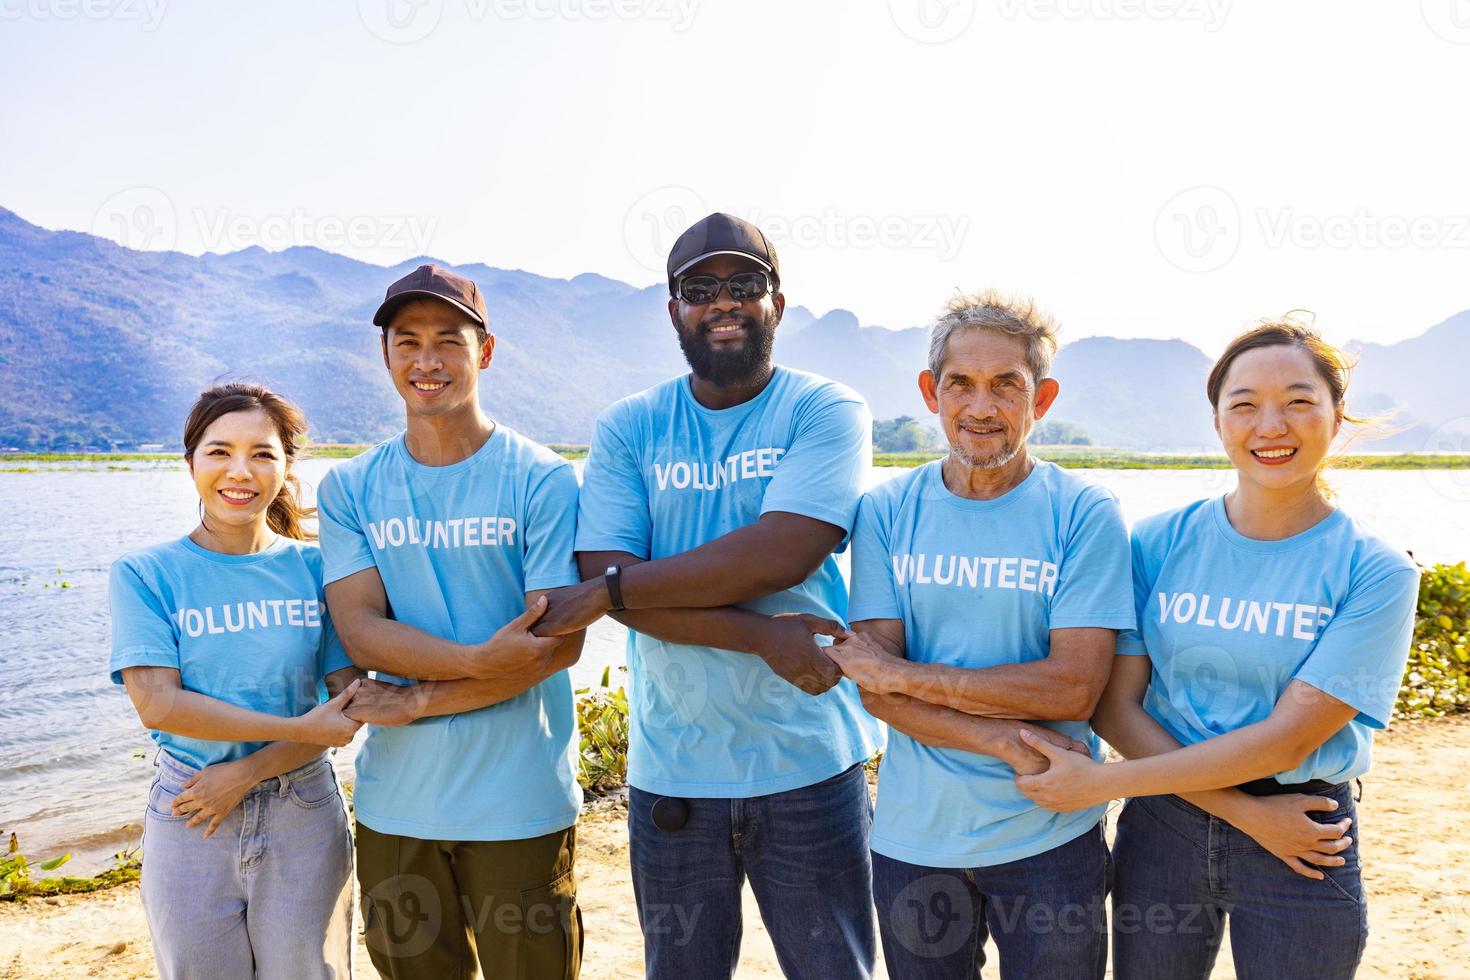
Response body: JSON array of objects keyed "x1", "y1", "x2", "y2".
[{"x1": 676, "y1": 271, "x2": 773, "y2": 305}]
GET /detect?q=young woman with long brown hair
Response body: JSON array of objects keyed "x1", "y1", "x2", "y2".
[
  {"x1": 1015, "y1": 318, "x2": 1420, "y2": 978},
  {"x1": 108, "y1": 382, "x2": 363, "y2": 978}
]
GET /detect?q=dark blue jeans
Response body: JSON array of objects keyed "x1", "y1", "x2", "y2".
[
  {"x1": 1111, "y1": 782, "x2": 1367, "y2": 979},
  {"x1": 627, "y1": 763, "x2": 876, "y2": 980},
  {"x1": 871, "y1": 823, "x2": 1110, "y2": 980}
]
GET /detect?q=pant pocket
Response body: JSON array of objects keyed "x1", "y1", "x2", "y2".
[
  {"x1": 145, "y1": 777, "x2": 191, "y2": 822},
  {"x1": 518, "y1": 868, "x2": 581, "y2": 980}
]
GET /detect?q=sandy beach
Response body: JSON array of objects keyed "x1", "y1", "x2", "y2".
[{"x1": 4, "y1": 714, "x2": 1468, "y2": 980}]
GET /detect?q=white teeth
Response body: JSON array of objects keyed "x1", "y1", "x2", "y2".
[
  {"x1": 413, "y1": 381, "x2": 447, "y2": 390},
  {"x1": 220, "y1": 489, "x2": 255, "y2": 500},
  {"x1": 1253, "y1": 448, "x2": 1296, "y2": 459}
]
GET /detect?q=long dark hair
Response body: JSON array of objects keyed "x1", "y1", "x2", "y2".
[{"x1": 182, "y1": 383, "x2": 315, "y2": 541}]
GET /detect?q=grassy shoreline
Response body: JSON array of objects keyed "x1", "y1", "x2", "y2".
[{"x1": 5, "y1": 448, "x2": 1468, "y2": 470}]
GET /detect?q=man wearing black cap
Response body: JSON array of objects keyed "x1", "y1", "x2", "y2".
[
  {"x1": 538, "y1": 215, "x2": 881, "y2": 978},
  {"x1": 316, "y1": 264, "x2": 587, "y2": 979}
]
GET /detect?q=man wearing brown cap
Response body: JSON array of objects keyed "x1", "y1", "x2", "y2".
[
  {"x1": 537, "y1": 215, "x2": 881, "y2": 978},
  {"x1": 316, "y1": 264, "x2": 587, "y2": 978}
]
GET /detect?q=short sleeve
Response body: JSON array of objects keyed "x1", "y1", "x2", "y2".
[
  {"x1": 108, "y1": 560, "x2": 180, "y2": 684},
  {"x1": 760, "y1": 394, "x2": 872, "y2": 533},
  {"x1": 1049, "y1": 492, "x2": 1136, "y2": 632},
  {"x1": 575, "y1": 413, "x2": 652, "y2": 558},
  {"x1": 318, "y1": 605, "x2": 354, "y2": 676},
  {"x1": 1116, "y1": 531, "x2": 1154, "y2": 656},
  {"x1": 316, "y1": 468, "x2": 376, "y2": 585},
  {"x1": 1293, "y1": 563, "x2": 1420, "y2": 729},
  {"x1": 847, "y1": 492, "x2": 901, "y2": 623},
  {"x1": 523, "y1": 462, "x2": 582, "y2": 592}
]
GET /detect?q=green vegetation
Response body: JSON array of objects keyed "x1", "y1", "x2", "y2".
[
  {"x1": 872, "y1": 450, "x2": 1470, "y2": 470},
  {"x1": 873, "y1": 416, "x2": 941, "y2": 454},
  {"x1": 1, "y1": 833, "x2": 140, "y2": 902},
  {"x1": 575, "y1": 666, "x2": 630, "y2": 793},
  {"x1": 1030, "y1": 421, "x2": 1092, "y2": 446},
  {"x1": 1399, "y1": 562, "x2": 1470, "y2": 718}
]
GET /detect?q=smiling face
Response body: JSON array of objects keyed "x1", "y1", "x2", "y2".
[
  {"x1": 381, "y1": 298, "x2": 493, "y2": 419},
  {"x1": 920, "y1": 327, "x2": 1059, "y2": 468},
  {"x1": 1213, "y1": 344, "x2": 1342, "y2": 493},
  {"x1": 188, "y1": 408, "x2": 287, "y2": 536},
  {"x1": 668, "y1": 254, "x2": 783, "y2": 386}
]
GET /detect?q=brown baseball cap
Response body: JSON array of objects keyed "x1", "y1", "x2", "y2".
[{"x1": 373, "y1": 263, "x2": 487, "y2": 328}]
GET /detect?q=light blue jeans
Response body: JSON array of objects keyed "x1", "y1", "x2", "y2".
[{"x1": 140, "y1": 750, "x2": 355, "y2": 979}]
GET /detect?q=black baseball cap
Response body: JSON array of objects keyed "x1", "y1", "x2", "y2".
[
  {"x1": 373, "y1": 263, "x2": 488, "y2": 328},
  {"x1": 666, "y1": 213, "x2": 780, "y2": 296}
]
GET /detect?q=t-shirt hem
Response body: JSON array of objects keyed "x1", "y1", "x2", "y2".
[
  {"x1": 109, "y1": 648, "x2": 179, "y2": 684},
  {"x1": 524, "y1": 574, "x2": 582, "y2": 592},
  {"x1": 354, "y1": 806, "x2": 580, "y2": 842},
  {"x1": 1291, "y1": 671, "x2": 1390, "y2": 730},
  {"x1": 1049, "y1": 613, "x2": 1137, "y2": 631},
  {"x1": 322, "y1": 555, "x2": 378, "y2": 587},
  {"x1": 629, "y1": 746, "x2": 875, "y2": 799},
  {"x1": 759, "y1": 501, "x2": 856, "y2": 533},
  {"x1": 573, "y1": 536, "x2": 650, "y2": 560},
  {"x1": 869, "y1": 809, "x2": 1104, "y2": 869},
  {"x1": 848, "y1": 604, "x2": 901, "y2": 623}
]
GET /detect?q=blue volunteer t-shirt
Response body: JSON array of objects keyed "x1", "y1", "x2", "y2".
[
  {"x1": 316, "y1": 426, "x2": 582, "y2": 841},
  {"x1": 849, "y1": 459, "x2": 1135, "y2": 868},
  {"x1": 1118, "y1": 496, "x2": 1420, "y2": 785},
  {"x1": 108, "y1": 536, "x2": 353, "y2": 769},
  {"x1": 575, "y1": 366, "x2": 883, "y2": 798}
]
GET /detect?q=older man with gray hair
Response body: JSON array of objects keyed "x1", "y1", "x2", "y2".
[{"x1": 828, "y1": 289, "x2": 1135, "y2": 979}]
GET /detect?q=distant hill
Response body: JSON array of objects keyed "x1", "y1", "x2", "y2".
[{"x1": 0, "y1": 206, "x2": 1465, "y2": 451}]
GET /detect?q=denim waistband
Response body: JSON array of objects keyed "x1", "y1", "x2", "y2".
[
  {"x1": 155, "y1": 749, "x2": 332, "y2": 798},
  {"x1": 1235, "y1": 777, "x2": 1343, "y2": 797}
]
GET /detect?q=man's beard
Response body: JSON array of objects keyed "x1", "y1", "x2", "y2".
[
  {"x1": 950, "y1": 424, "x2": 1020, "y2": 469},
  {"x1": 677, "y1": 309, "x2": 778, "y2": 386}
]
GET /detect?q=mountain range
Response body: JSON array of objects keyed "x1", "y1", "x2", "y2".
[{"x1": 1, "y1": 206, "x2": 1465, "y2": 452}]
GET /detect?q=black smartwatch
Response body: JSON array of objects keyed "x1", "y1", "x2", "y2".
[{"x1": 603, "y1": 563, "x2": 626, "y2": 612}]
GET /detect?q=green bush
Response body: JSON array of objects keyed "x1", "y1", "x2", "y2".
[
  {"x1": 1398, "y1": 562, "x2": 1470, "y2": 718},
  {"x1": 575, "y1": 666, "x2": 630, "y2": 793}
]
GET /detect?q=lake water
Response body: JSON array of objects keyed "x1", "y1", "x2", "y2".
[{"x1": 2, "y1": 459, "x2": 1467, "y2": 872}]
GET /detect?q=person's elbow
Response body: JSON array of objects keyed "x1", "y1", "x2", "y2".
[
  {"x1": 758, "y1": 551, "x2": 828, "y2": 594},
  {"x1": 1047, "y1": 665, "x2": 1110, "y2": 722},
  {"x1": 333, "y1": 611, "x2": 390, "y2": 673},
  {"x1": 1260, "y1": 729, "x2": 1322, "y2": 775}
]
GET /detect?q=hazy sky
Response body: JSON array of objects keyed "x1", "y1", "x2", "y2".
[{"x1": 4, "y1": 1, "x2": 1468, "y2": 353}]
